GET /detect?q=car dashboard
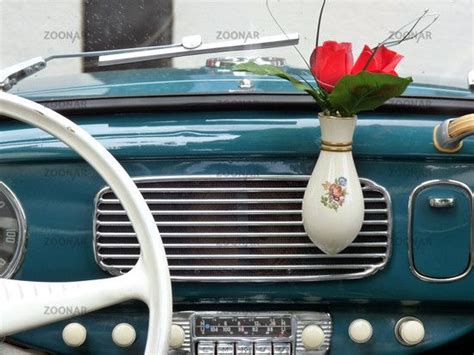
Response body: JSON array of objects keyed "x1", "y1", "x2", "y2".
[{"x1": 2, "y1": 95, "x2": 474, "y2": 354}]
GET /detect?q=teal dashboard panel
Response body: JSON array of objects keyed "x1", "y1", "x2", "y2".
[{"x1": 1, "y1": 110, "x2": 474, "y2": 354}]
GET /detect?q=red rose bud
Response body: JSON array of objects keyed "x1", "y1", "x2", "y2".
[
  {"x1": 351, "y1": 45, "x2": 404, "y2": 76},
  {"x1": 310, "y1": 41, "x2": 353, "y2": 93}
]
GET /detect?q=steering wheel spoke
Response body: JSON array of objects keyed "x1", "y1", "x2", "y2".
[{"x1": 0, "y1": 262, "x2": 145, "y2": 336}]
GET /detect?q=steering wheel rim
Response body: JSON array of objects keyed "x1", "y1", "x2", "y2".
[{"x1": 0, "y1": 92, "x2": 172, "y2": 354}]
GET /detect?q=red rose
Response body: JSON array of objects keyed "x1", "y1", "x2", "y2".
[
  {"x1": 351, "y1": 45, "x2": 403, "y2": 76},
  {"x1": 310, "y1": 41, "x2": 353, "y2": 93},
  {"x1": 310, "y1": 42, "x2": 404, "y2": 93}
]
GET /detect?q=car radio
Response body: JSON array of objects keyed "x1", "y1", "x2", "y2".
[{"x1": 169, "y1": 312, "x2": 332, "y2": 355}]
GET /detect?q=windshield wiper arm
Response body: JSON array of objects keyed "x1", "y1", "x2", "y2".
[
  {"x1": 0, "y1": 33, "x2": 299, "y2": 92},
  {"x1": 98, "y1": 33, "x2": 299, "y2": 66},
  {"x1": 0, "y1": 36, "x2": 205, "y2": 91}
]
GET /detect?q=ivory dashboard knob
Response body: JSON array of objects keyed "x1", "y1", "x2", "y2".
[
  {"x1": 62, "y1": 322, "x2": 87, "y2": 347},
  {"x1": 395, "y1": 317, "x2": 425, "y2": 346},
  {"x1": 301, "y1": 324, "x2": 325, "y2": 350},
  {"x1": 348, "y1": 319, "x2": 373, "y2": 343},
  {"x1": 169, "y1": 324, "x2": 186, "y2": 349},
  {"x1": 112, "y1": 323, "x2": 136, "y2": 347}
]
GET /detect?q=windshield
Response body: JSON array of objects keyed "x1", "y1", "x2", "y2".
[{"x1": 1, "y1": 0, "x2": 473, "y2": 99}]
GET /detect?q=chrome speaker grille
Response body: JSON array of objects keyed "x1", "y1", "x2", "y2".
[{"x1": 94, "y1": 175, "x2": 391, "y2": 281}]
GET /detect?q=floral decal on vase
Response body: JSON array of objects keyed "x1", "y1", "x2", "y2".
[{"x1": 321, "y1": 177, "x2": 348, "y2": 211}]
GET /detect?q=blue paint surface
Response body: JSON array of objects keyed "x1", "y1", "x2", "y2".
[{"x1": 10, "y1": 67, "x2": 474, "y2": 100}]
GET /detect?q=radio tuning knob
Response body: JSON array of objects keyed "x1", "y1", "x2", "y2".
[
  {"x1": 395, "y1": 317, "x2": 425, "y2": 346},
  {"x1": 169, "y1": 324, "x2": 186, "y2": 349},
  {"x1": 301, "y1": 324, "x2": 325, "y2": 350}
]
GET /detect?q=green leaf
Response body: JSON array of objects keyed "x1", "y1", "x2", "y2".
[
  {"x1": 233, "y1": 63, "x2": 329, "y2": 110},
  {"x1": 328, "y1": 72, "x2": 413, "y2": 116}
]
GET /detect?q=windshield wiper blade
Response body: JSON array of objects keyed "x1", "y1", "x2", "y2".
[
  {"x1": 0, "y1": 33, "x2": 299, "y2": 92},
  {"x1": 98, "y1": 33, "x2": 299, "y2": 66},
  {"x1": 45, "y1": 36, "x2": 202, "y2": 61}
]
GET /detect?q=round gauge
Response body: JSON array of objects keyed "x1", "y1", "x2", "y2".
[{"x1": 0, "y1": 182, "x2": 27, "y2": 278}]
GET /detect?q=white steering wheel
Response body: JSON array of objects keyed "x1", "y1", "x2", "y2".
[{"x1": 0, "y1": 92, "x2": 172, "y2": 354}]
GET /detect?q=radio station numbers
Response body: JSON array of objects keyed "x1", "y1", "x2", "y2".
[{"x1": 194, "y1": 315, "x2": 292, "y2": 338}]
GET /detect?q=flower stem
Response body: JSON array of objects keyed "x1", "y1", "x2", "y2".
[
  {"x1": 315, "y1": 0, "x2": 327, "y2": 48},
  {"x1": 265, "y1": 0, "x2": 312, "y2": 75}
]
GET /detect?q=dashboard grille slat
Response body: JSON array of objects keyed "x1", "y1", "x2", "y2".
[
  {"x1": 96, "y1": 242, "x2": 388, "y2": 248},
  {"x1": 98, "y1": 198, "x2": 304, "y2": 204},
  {"x1": 100, "y1": 253, "x2": 387, "y2": 260},
  {"x1": 93, "y1": 175, "x2": 392, "y2": 282}
]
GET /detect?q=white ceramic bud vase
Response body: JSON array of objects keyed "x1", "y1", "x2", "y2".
[{"x1": 302, "y1": 114, "x2": 364, "y2": 255}]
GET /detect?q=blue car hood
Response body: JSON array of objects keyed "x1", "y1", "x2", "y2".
[{"x1": 10, "y1": 67, "x2": 474, "y2": 101}]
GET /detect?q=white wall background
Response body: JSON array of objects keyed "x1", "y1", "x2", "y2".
[
  {"x1": 0, "y1": 0, "x2": 473, "y2": 89},
  {"x1": 0, "y1": 0, "x2": 82, "y2": 77}
]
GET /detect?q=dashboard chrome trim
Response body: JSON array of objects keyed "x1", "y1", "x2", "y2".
[
  {"x1": 0, "y1": 181, "x2": 28, "y2": 279},
  {"x1": 93, "y1": 175, "x2": 392, "y2": 282},
  {"x1": 407, "y1": 179, "x2": 474, "y2": 282}
]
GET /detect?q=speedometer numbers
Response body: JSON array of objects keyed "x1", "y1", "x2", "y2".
[{"x1": 0, "y1": 182, "x2": 27, "y2": 278}]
